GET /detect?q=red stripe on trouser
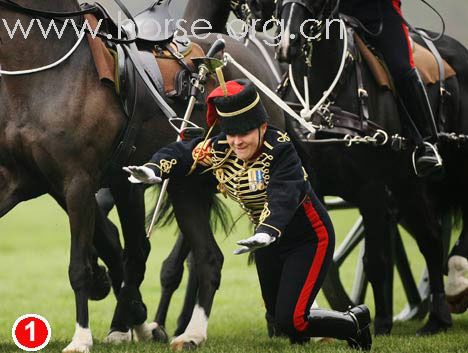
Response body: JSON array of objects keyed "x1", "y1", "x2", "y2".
[
  {"x1": 392, "y1": 0, "x2": 415, "y2": 69},
  {"x1": 293, "y1": 199, "x2": 329, "y2": 332}
]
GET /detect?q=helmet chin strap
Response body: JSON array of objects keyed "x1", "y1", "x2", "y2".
[
  {"x1": 255, "y1": 123, "x2": 266, "y2": 154},
  {"x1": 257, "y1": 127, "x2": 261, "y2": 152}
]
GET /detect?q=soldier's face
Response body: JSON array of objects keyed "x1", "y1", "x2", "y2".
[{"x1": 227, "y1": 123, "x2": 267, "y2": 161}]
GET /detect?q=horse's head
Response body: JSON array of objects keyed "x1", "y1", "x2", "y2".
[
  {"x1": 276, "y1": 0, "x2": 339, "y2": 62},
  {"x1": 247, "y1": 0, "x2": 276, "y2": 30}
]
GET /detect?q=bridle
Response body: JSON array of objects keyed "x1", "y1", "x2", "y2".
[
  {"x1": 276, "y1": 0, "x2": 348, "y2": 121},
  {"x1": 277, "y1": 0, "x2": 340, "y2": 41},
  {"x1": 230, "y1": 0, "x2": 253, "y2": 22}
]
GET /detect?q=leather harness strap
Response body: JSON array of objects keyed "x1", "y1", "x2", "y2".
[
  {"x1": 417, "y1": 29, "x2": 449, "y2": 128},
  {"x1": 353, "y1": 32, "x2": 370, "y2": 131}
]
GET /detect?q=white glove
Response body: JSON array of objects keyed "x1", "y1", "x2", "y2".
[
  {"x1": 122, "y1": 166, "x2": 162, "y2": 184},
  {"x1": 233, "y1": 232, "x2": 276, "y2": 255}
]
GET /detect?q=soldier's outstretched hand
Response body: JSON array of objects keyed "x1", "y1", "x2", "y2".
[
  {"x1": 233, "y1": 233, "x2": 276, "y2": 255},
  {"x1": 123, "y1": 166, "x2": 162, "y2": 184}
]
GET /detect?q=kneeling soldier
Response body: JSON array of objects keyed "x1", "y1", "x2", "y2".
[{"x1": 124, "y1": 79, "x2": 372, "y2": 350}]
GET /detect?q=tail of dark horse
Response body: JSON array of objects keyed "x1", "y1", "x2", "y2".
[{"x1": 146, "y1": 175, "x2": 233, "y2": 236}]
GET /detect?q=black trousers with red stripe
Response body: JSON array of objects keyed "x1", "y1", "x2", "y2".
[
  {"x1": 255, "y1": 191, "x2": 335, "y2": 338},
  {"x1": 340, "y1": 0, "x2": 415, "y2": 80}
]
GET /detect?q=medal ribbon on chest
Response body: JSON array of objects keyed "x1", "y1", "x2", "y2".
[{"x1": 248, "y1": 168, "x2": 265, "y2": 191}]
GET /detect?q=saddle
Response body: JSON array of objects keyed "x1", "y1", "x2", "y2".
[
  {"x1": 84, "y1": 2, "x2": 207, "y2": 171},
  {"x1": 355, "y1": 33, "x2": 456, "y2": 91}
]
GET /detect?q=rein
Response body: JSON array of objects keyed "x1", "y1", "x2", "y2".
[{"x1": 0, "y1": 32, "x2": 86, "y2": 75}]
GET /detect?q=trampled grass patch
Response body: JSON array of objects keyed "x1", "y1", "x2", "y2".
[{"x1": 0, "y1": 195, "x2": 467, "y2": 352}]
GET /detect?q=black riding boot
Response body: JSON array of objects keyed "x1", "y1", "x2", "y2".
[
  {"x1": 395, "y1": 68, "x2": 443, "y2": 178},
  {"x1": 305, "y1": 305, "x2": 372, "y2": 350}
]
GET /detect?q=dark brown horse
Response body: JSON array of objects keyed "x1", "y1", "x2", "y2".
[{"x1": 0, "y1": 0, "x2": 283, "y2": 351}]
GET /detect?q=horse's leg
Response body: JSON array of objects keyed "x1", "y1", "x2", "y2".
[
  {"x1": 392, "y1": 184, "x2": 452, "y2": 334},
  {"x1": 169, "y1": 177, "x2": 223, "y2": 350},
  {"x1": 151, "y1": 232, "x2": 191, "y2": 342},
  {"x1": 91, "y1": 204, "x2": 124, "y2": 299},
  {"x1": 105, "y1": 183, "x2": 150, "y2": 342},
  {"x1": 61, "y1": 175, "x2": 96, "y2": 353},
  {"x1": 445, "y1": 208, "x2": 468, "y2": 313},
  {"x1": 174, "y1": 251, "x2": 199, "y2": 336},
  {"x1": 358, "y1": 183, "x2": 396, "y2": 335},
  {"x1": 51, "y1": 192, "x2": 124, "y2": 302},
  {"x1": 96, "y1": 188, "x2": 115, "y2": 216}
]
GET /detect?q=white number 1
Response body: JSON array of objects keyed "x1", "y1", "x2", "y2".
[{"x1": 25, "y1": 321, "x2": 35, "y2": 341}]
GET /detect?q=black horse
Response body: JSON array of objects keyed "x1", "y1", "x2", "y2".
[
  {"x1": 0, "y1": 0, "x2": 284, "y2": 351},
  {"x1": 275, "y1": 0, "x2": 468, "y2": 335}
]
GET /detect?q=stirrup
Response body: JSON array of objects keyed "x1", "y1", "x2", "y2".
[{"x1": 411, "y1": 141, "x2": 443, "y2": 177}]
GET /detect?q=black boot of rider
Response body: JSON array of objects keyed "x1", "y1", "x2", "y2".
[
  {"x1": 305, "y1": 305, "x2": 372, "y2": 351},
  {"x1": 395, "y1": 69, "x2": 443, "y2": 178}
]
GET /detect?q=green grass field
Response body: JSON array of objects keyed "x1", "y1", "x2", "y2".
[{"x1": 0, "y1": 195, "x2": 467, "y2": 353}]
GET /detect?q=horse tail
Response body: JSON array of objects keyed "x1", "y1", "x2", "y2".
[
  {"x1": 210, "y1": 194, "x2": 234, "y2": 237},
  {"x1": 146, "y1": 181, "x2": 234, "y2": 236},
  {"x1": 145, "y1": 184, "x2": 174, "y2": 229}
]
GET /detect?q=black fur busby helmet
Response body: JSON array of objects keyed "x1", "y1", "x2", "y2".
[{"x1": 206, "y1": 79, "x2": 268, "y2": 135}]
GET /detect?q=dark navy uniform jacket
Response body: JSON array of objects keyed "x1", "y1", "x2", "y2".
[{"x1": 146, "y1": 126, "x2": 330, "y2": 244}]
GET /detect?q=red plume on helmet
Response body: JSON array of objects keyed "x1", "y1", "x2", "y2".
[{"x1": 206, "y1": 80, "x2": 244, "y2": 127}]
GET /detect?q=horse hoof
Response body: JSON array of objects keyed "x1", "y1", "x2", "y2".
[
  {"x1": 88, "y1": 265, "x2": 111, "y2": 301},
  {"x1": 171, "y1": 339, "x2": 197, "y2": 351},
  {"x1": 63, "y1": 325, "x2": 92, "y2": 353},
  {"x1": 62, "y1": 345, "x2": 90, "y2": 353},
  {"x1": 152, "y1": 325, "x2": 169, "y2": 343},
  {"x1": 104, "y1": 329, "x2": 132, "y2": 344},
  {"x1": 373, "y1": 316, "x2": 392, "y2": 336},
  {"x1": 133, "y1": 322, "x2": 168, "y2": 342},
  {"x1": 416, "y1": 315, "x2": 452, "y2": 336}
]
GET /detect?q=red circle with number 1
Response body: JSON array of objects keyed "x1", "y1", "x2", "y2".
[{"x1": 12, "y1": 314, "x2": 51, "y2": 351}]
